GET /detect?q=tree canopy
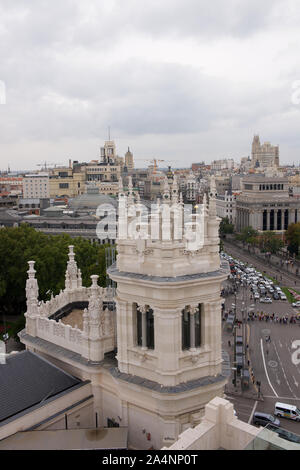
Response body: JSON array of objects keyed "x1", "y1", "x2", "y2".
[
  {"x1": 236, "y1": 226, "x2": 258, "y2": 244},
  {"x1": 286, "y1": 223, "x2": 300, "y2": 256},
  {"x1": 0, "y1": 225, "x2": 108, "y2": 316},
  {"x1": 258, "y1": 231, "x2": 284, "y2": 254},
  {"x1": 219, "y1": 217, "x2": 234, "y2": 236}
]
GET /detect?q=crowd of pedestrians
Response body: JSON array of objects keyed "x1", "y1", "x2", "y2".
[{"x1": 247, "y1": 311, "x2": 298, "y2": 324}]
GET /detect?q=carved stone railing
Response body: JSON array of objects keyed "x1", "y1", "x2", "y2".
[{"x1": 37, "y1": 317, "x2": 83, "y2": 355}]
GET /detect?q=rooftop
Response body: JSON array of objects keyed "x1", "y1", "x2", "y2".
[{"x1": 0, "y1": 350, "x2": 83, "y2": 424}]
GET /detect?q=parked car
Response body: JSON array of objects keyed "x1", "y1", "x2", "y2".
[
  {"x1": 273, "y1": 292, "x2": 280, "y2": 300},
  {"x1": 280, "y1": 293, "x2": 287, "y2": 301},
  {"x1": 253, "y1": 412, "x2": 280, "y2": 428},
  {"x1": 260, "y1": 297, "x2": 272, "y2": 303}
]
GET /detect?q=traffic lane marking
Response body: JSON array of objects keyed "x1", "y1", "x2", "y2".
[{"x1": 260, "y1": 338, "x2": 279, "y2": 397}]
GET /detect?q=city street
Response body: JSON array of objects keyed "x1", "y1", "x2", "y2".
[{"x1": 222, "y1": 245, "x2": 300, "y2": 436}]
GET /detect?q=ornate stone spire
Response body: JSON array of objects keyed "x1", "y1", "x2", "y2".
[
  {"x1": 171, "y1": 174, "x2": 179, "y2": 203},
  {"x1": 118, "y1": 177, "x2": 124, "y2": 197},
  {"x1": 77, "y1": 268, "x2": 82, "y2": 288},
  {"x1": 202, "y1": 192, "x2": 208, "y2": 216},
  {"x1": 127, "y1": 176, "x2": 134, "y2": 205},
  {"x1": 209, "y1": 175, "x2": 217, "y2": 217},
  {"x1": 88, "y1": 275, "x2": 103, "y2": 338},
  {"x1": 162, "y1": 175, "x2": 170, "y2": 203},
  {"x1": 26, "y1": 261, "x2": 39, "y2": 317},
  {"x1": 65, "y1": 245, "x2": 80, "y2": 290},
  {"x1": 83, "y1": 308, "x2": 89, "y2": 337}
]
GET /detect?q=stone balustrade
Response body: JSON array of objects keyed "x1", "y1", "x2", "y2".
[{"x1": 37, "y1": 317, "x2": 83, "y2": 355}]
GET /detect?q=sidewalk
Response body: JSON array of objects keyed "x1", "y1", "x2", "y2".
[{"x1": 222, "y1": 308, "x2": 262, "y2": 401}]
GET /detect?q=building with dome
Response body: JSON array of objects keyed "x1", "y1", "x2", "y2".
[{"x1": 6, "y1": 176, "x2": 234, "y2": 449}]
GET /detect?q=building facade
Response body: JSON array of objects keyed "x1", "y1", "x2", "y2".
[
  {"x1": 251, "y1": 135, "x2": 279, "y2": 168},
  {"x1": 18, "y1": 177, "x2": 229, "y2": 449},
  {"x1": 216, "y1": 191, "x2": 237, "y2": 225},
  {"x1": 236, "y1": 175, "x2": 300, "y2": 232},
  {"x1": 23, "y1": 173, "x2": 50, "y2": 199},
  {"x1": 49, "y1": 166, "x2": 86, "y2": 199}
]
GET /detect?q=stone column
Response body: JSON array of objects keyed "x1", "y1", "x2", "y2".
[
  {"x1": 281, "y1": 209, "x2": 285, "y2": 231},
  {"x1": 154, "y1": 307, "x2": 182, "y2": 380},
  {"x1": 274, "y1": 209, "x2": 278, "y2": 230},
  {"x1": 189, "y1": 308, "x2": 196, "y2": 352},
  {"x1": 266, "y1": 210, "x2": 270, "y2": 231},
  {"x1": 140, "y1": 305, "x2": 148, "y2": 350},
  {"x1": 115, "y1": 298, "x2": 130, "y2": 373}
]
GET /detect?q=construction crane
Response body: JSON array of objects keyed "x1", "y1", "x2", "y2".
[
  {"x1": 147, "y1": 159, "x2": 165, "y2": 174},
  {"x1": 36, "y1": 161, "x2": 63, "y2": 171}
]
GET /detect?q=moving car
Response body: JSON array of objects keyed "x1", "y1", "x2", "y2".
[
  {"x1": 275, "y1": 403, "x2": 300, "y2": 421},
  {"x1": 292, "y1": 301, "x2": 300, "y2": 308},
  {"x1": 253, "y1": 412, "x2": 280, "y2": 428}
]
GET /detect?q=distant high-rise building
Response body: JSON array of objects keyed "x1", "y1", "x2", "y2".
[
  {"x1": 100, "y1": 140, "x2": 116, "y2": 164},
  {"x1": 23, "y1": 172, "x2": 50, "y2": 199},
  {"x1": 251, "y1": 135, "x2": 279, "y2": 168},
  {"x1": 124, "y1": 147, "x2": 134, "y2": 171}
]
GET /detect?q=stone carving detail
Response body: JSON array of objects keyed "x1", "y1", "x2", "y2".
[
  {"x1": 24, "y1": 245, "x2": 115, "y2": 363},
  {"x1": 65, "y1": 245, "x2": 82, "y2": 291},
  {"x1": 25, "y1": 261, "x2": 39, "y2": 317}
]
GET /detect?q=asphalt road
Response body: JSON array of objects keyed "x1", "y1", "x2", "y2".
[{"x1": 222, "y1": 245, "x2": 300, "y2": 437}]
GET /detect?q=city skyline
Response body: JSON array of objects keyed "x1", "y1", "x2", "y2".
[{"x1": 1, "y1": 1, "x2": 300, "y2": 170}]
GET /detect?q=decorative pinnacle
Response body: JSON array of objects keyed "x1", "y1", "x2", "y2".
[
  {"x1": 91, "y1": 274, "x2": 99, "y2": 288},
  {"x1": 27, "y1": 260, "x2": 36, "y2": 278}
]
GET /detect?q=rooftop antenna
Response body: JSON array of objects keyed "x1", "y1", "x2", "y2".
[{"x1": 108, "y1": 126, "x2": 111, "y2": 141}]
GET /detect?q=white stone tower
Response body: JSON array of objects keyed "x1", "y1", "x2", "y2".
[{"x1": 108, "y1": 177, "x2": 229, "y2": 447}]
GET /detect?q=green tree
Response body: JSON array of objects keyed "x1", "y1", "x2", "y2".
[
  {"x1": 286, "y1": 223, "x2": 300, "y2": 256},
  {"x1": 236, "y1": 226, "x2": 258, "y2": 245},
  {"x1": 219, "y1": 217, "x2": 234, "y2": 236},
  {"x1": 259, "y1": 231, "x2": 284, "y2": 254},
  {"x1": 0, "y1": 225, "x2": 109, "y2": 316}
]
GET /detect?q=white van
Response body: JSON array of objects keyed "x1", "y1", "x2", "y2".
[{"x1": 275, "y1": 402, "x2": 300, "y2": 421}]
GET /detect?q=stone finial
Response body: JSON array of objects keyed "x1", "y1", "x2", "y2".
[
  {"x1": 127, "y1": 176, "x2": 134, "y2": 205},
  {"x1": 77, "y1": 268, "x2": 82, "y2": 288},
  {"x1": 128, "y1": 176, "x2": 133, "y2": 191},
  {"x1": 26, "y1": 260, "x2": 39, "y2": 316},
  {"x1": 210, "y1": 175, "x2": 217, "y2": 198},
  {"x1": 209, "y1": 176, "x2": 217, "y2": 217},
  {"x1": 88, "y1": 275, "x2": 103, "y2": 338},
  {"x1": 83, "y1": 308, "x2": 89, "y2": 336},
  {"x1": 171, "y1": 174, "x2": 179, "y2": 203},
  {"x1": 65, "y1": 245, "x2": 79, "y2": 290},
  {"x1": 162, "y1": 175, "x2": 170, "y2": 202},
  {"x1": 118, "y1": 178, "x2": 125, "y2": 199}
]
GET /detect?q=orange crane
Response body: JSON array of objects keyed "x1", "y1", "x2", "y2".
[{"x1": 147, "y1": 159, "x2": 165, "y2": 174}]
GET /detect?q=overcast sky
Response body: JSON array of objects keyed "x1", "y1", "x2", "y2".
[{"x1": 1, "y1": 0, "x2": 300, "y2": 171}]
